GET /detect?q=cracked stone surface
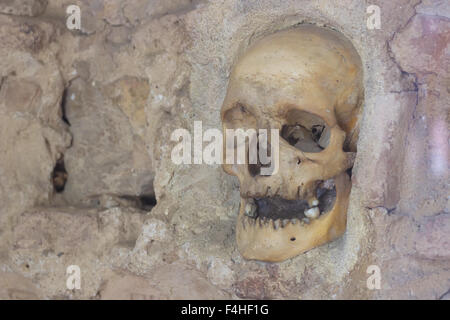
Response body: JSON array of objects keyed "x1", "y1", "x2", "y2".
[
  {"x1": 0, "y1": 0, "x2": 448, "y2": 299},
  {"x1": 0, "y1": 0, "x2": 47, "y2": 17}
]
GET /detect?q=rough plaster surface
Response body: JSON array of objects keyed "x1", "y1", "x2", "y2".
[{"x1": 0, "y1": 0, "x2": 448, "y2": 299}]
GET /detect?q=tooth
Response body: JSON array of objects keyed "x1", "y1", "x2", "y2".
[
  {"x1": 305, "y1": 207, "x2": 320, "y2": 219},
  {"x1": 258, "y1": 217, "x2": 264, "y2": 228},
  {"x1": 273, "y1": 219, "x2": 281, "y2": 230},
  {"x1": 291, "y1": 218, "x2": 297, "y2": 225},
  {"x1": 302, "y1": 217, "x2": 310, "y2": 224},
  {"x1": 308, "y1": 197, "x2": 319, "y2": 207},
  {"x1": 282, "y1": 219, "x2": 290, "y2": 228},
  {"x1": 244, "y1": 201, "x2": 257, "y2": 218}
]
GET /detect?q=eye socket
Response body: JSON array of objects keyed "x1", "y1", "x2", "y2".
[{"x1": 280, "y1": 110, "x2": 330, "y2": 153}]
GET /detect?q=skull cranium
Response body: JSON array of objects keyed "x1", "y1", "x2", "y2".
[{"x1": 221, "y1": 25, "x2": 363, "y2": 262}]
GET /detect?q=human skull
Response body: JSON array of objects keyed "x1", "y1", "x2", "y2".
[{"x1": 221, "y1": 25, "x2": 363, "y2": 262}]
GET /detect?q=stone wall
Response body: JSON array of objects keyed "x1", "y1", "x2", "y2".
[{"x1": 0, "y1": 0, "x2": 448, "y2": 299}]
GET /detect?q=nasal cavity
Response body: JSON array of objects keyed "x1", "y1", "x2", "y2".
[{"x1": 248, "y1": 136, "x2": 272, "y2": 177}]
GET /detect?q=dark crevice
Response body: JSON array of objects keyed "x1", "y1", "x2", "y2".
[
  {"x1": 138, "y1": 195, "x2": 157, "y2": 208},
  {"x1": 52, "y1": 156, "x2": 68, "y2": 193},
  {"x1": 366, "y1": 206, "x2": 397, "y2": 215},
  {"x1": 52, "y1": 85, "x2": 72, "y2": 195},
  {"x1": 118, "y1": 194, "x2": 157, "y2": 211},
  {"x1": 60, "y1": 88, "x2": 71, "y2": 126}
]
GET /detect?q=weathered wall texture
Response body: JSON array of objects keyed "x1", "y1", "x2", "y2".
[{"x1": 0, "y1": 0, "x2": 448, "y2": 299}]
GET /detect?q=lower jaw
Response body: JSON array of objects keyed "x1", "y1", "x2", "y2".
[{"x1": 235, "y1": 172, "x2": 352, "y2": 262}]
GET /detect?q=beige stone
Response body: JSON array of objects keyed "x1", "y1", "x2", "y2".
[
  {"x1": 100, "y1": 264, "x2": 230, "y2": 299},
  {"x1": 0, "y1": 0, "x2": 448, "y2": 300},
  {"x1": 0, "y1": 0, "x2": 47, "y2": 17},
  {"x1": 0, "y1": 272, "x2": 42, "y2": 299}
]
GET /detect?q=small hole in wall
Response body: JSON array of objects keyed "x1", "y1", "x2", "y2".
[
  {"x1": 52, "y1": 156, "x2": 68, "y2": 193},
  {"x1": 290, "y1": 237, "x2": 296, "y2": 241},
  {"x1": 139, "y1": 195, "x2": 157, "y2": 209},
  {"x1": 118, "y1": 194, "x2": 157, "y2": 211}
]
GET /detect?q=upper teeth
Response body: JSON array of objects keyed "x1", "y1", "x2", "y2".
[
  {"x1": 244, "y1": 202, "x2": 257, "y2": 218},
  {"x1": 308, "y1": 197, "x2": 319, "y2": 207},
  {"x1": 305, "y1": 207, "x2": 320, "y2": 219}
]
